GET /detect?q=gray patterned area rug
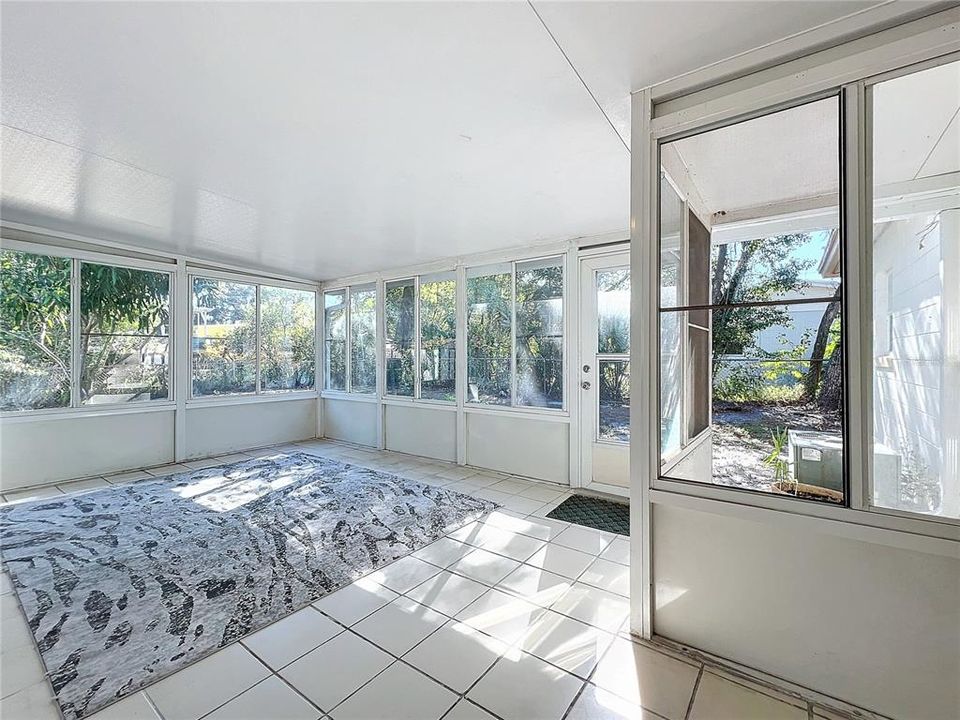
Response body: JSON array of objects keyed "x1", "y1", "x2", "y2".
[{"x1": 0, "y1": 452, "x2": 497, "y2": 719}]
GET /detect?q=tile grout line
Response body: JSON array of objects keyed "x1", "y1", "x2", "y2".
[{"x1": 684, "y1": 665, "x2": 705, "y2": 720}]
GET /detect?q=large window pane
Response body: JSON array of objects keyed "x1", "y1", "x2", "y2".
[
  {"x1": 192, "y1": 278, "x2": 256, "y2": 396},
  {"x1": 467, "y1": 264, "x2": 512, "y2": 405},
  {"x1": 0, "y1": 249, "x2": 71, "y2": 410},
  {"x1": 350, "y1": 285, "x2": 377, "y2": 394},
  {"x1": 385, "y1": 279, "x2": 415, "y2": 397},
  {"x1": 80, "y1": 263, "x2": 170, "y2": 404},
  {"x1": 516, "y1": 257, "x2": 564, "y2": 408},
  {"x1": 260, "y1": 286, "x2": 315, "y2": 392},
  {"x1": 658, "y1": 96, "x2": 843, "y2": 505},
  {"x1": 599, "y1": 359, "x2": 630, "y2": 442},
  {"x1": 324, "y1": 290, "x2": 346, "y2": 391},
  {"x1": 871, "y1": 60, "x2": 959, "y2": 519},
  {"x1": 419, "y1": 272, "x2": 456, "y2": 401}
]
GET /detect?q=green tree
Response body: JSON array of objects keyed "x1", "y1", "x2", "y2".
[
  {"x1": 1, "y1": 251, "x2": 169, "y2": 409},
  {"x1": 0, "y1": 250, "x2": 71, "y2": 408},
  {"x1": 711, "y1": 233, "x2": 813, "y2": 373},
  {"x1": 419, "y1": 279, "x2": 456, "y2": 400}
]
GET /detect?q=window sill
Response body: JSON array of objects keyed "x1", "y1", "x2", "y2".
[
  {"x1": 186, "y1": 391, "x2": 318, "y2": 408},
  {"x1": 320, "y1": 390, "x2": 378, "y2": 403},
  {"x1": 463, "y1": 403, "x2": 570, "y2": 422},
  {"x1": 651, "y1": 479, "x2": 960, "y2": 556},
  {"x1": 1, "y1": 401, "x2": 177, "y2": 423},
  {"x1": 381, "y1": 396, "x2": 457, "y2": 410}
]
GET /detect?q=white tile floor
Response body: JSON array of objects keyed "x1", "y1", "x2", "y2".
[{"x1": 0, "y1": 439, "x2": 889, "y2": 720}]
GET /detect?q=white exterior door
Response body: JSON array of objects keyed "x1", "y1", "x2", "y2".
[{"x1": 579, "y1": 252, "x2": 630, "y2": 495}]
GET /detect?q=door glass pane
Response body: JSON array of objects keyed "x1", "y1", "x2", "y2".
[
  {"x1": 260, "y1": 286, "x2": 315, "y2": 392},
  {"x1": 599, "y1": 359, "x2": 630, "y2": 442},
  {"x1": 192, "y1": 277, "x2": 256, "y2": 396},
  {"x1": 81, "y1": 263, "x2": 170, "y2": 404},
  {"x1": 516, "y1": 257, "x2": 564, "y2": 408},
  {"x1": 419, "y1": 273, "x2": 456, "y2": 402},
  {"x1": 0, "y1": 249, "x2": 72, "y2": 410},
  {"x1": 597, "y1": 269, "x2": 630, "y2": 353},
  {"x1": 467, "y1": 264, "x2": 512, "y2": 405},
  {"x1": 385, "y1": 279, "x2": 415, "y2": 396},
  {"x1": 324, "y1": 291, "x2": 346, "y2": 391},
  {"x1": 871, "y1": 60, "x2": 959, "y2": 519},
  {"x1": 350, "y1": 285, "x2": 377, "y2": 394},
  {"x1": 658, "y1": 96, "x2": 843, "y2": 505}
]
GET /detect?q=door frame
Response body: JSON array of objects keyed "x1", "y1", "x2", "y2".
[{"x1": 578, "y1": 249, "x2": 631, "y2": 498}]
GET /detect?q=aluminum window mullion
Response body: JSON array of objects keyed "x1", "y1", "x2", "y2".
[
  {"x1": 414, "y1": 277, "x2": 421, "y2": 400},
  {"x1": 254, "y1": 284, "x2": 262, "y2": 395},
  {"x1": 70, "y1": 258, "x2": 81, "y2": 408},
  {"x1": 345, "y1": 287, "x2": 352, "y2": 393},
  {"x1": 510, "y1": 261, "x2": 518, "y2": 407},
  {"x1": 845, "y1": 80, "x2": 868, "y2": 513}
]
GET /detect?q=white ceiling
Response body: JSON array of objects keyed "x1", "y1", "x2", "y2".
[{"x1": 0, "y1": 1, "x2": 941, "y2": 280}]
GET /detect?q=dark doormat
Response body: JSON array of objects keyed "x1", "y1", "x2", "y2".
[{"x1": 547, "y1": 494, "x2": 629, "y2": 535}]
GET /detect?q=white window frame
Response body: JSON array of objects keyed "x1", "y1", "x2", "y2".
[
  {"x1": 0, "y1": 237, "x2": 177, "y2": 417},
  {"x1": 382, "y1": 273, "x2": 458, "y2": 405},
  {"x1": 346, "y1": 282, "x2": 378, "y2": 396},
  {"x1": 322, "y1": 286, "x2": 350, "y2": 394},
  {"x1": 465, "y1": 253, "x2": 568, "y2": 413},
  {"x1": 631, "y1": 17, "x2": 960, "y2": 641},
  {"x1": 187, "y1": 267, "x2": 318, "y2": 403},
  {"x1": 382, "y1": 276, "x2": 419, "y2": 401}
]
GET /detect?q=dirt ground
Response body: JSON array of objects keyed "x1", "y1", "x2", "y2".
[{"x1": 710, "y1": 401, "x2": 842, "y2": 493}]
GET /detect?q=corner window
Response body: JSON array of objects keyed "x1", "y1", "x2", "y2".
[
  {"x1": 467, "y1": 256, "x2": 564, "y2": 409},
  {"x1": 349, "y1": 285, "x2": 377, "y2": 394},
  {"x1": 658, "y1": 96, "x2": 844, "y2": 504},
  {"x1": 869, "y1": 59, "x2": 959, "y2": 519},
  {"x1": 324, "y1": 290, "x2": 347, "y2": 391}
]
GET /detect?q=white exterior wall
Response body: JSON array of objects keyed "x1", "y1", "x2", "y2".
[{"x1": 873, "y1": 209, "x2": 958, "y2": 516}]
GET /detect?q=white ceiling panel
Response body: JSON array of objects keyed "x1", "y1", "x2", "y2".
[
  {"x1": 1, "y1": 1, "x2": 629, "y2": 279},
  {"x1": 531, "y1": 0, "x2": 941, "y2": 146},
  {"x1": 1, "y1": 1, "x2": 940, "y2": 280}
]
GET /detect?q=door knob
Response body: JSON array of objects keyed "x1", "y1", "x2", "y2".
[{"x1": 581, "y1": 381, "x2": 591, "y2": 390}]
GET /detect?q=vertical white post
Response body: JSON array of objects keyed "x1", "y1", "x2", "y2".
[
  {"x1": 375, "y1": 277, "x2": 386, "y2": 450},
  {"x1": 566, "y1": 245, "x2": 580, "y2": 490},
  {"x1": 630, "y1": 87, "x2": 654, "y2": 639},
  {"x1": 70, "y1": 258, "x2": 81, "y2": 408},
  {"x1": 315, "y1": 287, "x2": 323, "y2": 440},
  {"x1": 510, "y1": 261, "x2": 518, "y2": 407},
  {"x1": 174, "y1": 259, "x2": 189, "y2": 461},
  {"x1": 456, "y1": 263, "x2": 468, "y2": 465},
  {"x1": 846, "y1": 82, "x2": 868, "y2": 511},
  {"x1": 939, "y1": 208, "x2": 960, "y2": 518}
]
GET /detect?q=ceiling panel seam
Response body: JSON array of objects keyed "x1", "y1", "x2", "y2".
[
  {"x1": 526, "y1": 0, "x2": 630, "y2": 153},
  {"x1": 914, "y1": 105, "x2": 959, "y2": 180}
]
